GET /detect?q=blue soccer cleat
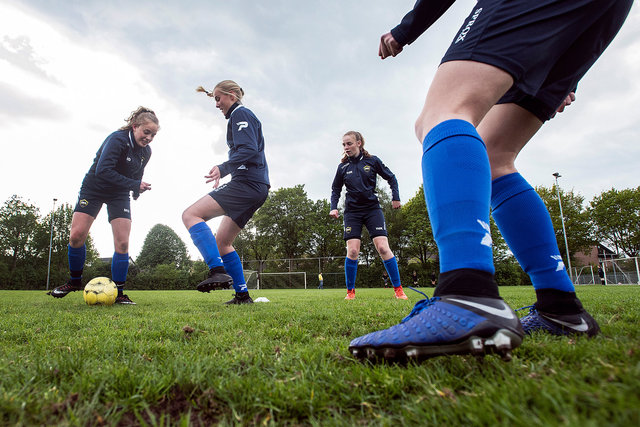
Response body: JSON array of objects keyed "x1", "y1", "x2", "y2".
[
  {"x1": 349, "y1": 294, "x2": 524, "y2": 362},
  {"x1": 517, "y1": 305, "x2": 600, "y2": 337}
]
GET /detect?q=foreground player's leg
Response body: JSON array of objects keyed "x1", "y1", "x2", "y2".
[
  {"x1": 350, "y1": 118, "x2": 522, "y2": 362},
  {"x1": 483, "y1": 104, "x2": 599, "y2": 337}
]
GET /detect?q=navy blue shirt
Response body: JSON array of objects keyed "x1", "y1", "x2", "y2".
[
  {"x1": 331, "y1": 154, "x2": 400, "y2": 212},
  {"x1": 81, "y1": 129, "x2": 151, "y2": 198},
  {"x1": 391, "y1": 0, "x2": 456, "y2": 46},
  {"x1": 218, "y1": 103, "x2": 270, "y2": 186}
]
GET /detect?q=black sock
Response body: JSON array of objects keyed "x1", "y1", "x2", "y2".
[
  {"x1": 433, "y1": 269, "x2": 500, "y2": 299},
  {"x1": 115, "y1": 282, "x2": 125, "y2": 296},
  {"x1": 535, "y1": 288, "x2": 583, "y2": 314}
]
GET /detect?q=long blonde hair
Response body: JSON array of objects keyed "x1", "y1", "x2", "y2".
[
  {"x1": 196, "y1": 80, "x2": 244, "y2": 102},
  {"x1": 119, "y1": 107, "x2": 159, "y2": 131},
  {"x1": 341, "y1": 130, "x2": 371, "y2": 163}
]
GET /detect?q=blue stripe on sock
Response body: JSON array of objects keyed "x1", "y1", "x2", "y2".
[
  {"x1": 491, "y1": 172, "x2": 574, "y2": 292},
  {"x1": 422, "y1": 119, "x2": 494, "y2": 274}
]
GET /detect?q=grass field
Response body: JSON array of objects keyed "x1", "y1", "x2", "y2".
[{"x1": 1, "y1": 285, "x2": 639, "y2": 426}]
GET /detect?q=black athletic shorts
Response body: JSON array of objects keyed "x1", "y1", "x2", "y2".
[
  {"x1": 209, "y1": 180, "x2": 269, "y2": 229},
  {"x1": 74, "y1": 189, "x2": 131, "y2": 222},
  {"x1": 442, "y1": 0, "x2": 633, "y2": 121},
  {"x1": 343, "y1": 208, "x2": 388, "y2": 241}
]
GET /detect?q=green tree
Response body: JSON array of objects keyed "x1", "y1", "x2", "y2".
[
  {"x1": 253, "y1": 185, "x2": 314, "y2": 263},
  {"x1": 589, "y1": 187, "x2": 640, "y2": 257},
  {"x1": 536, "y1": 185, "x2": 594, "y2": 263},
  {"x1": 136, "y1": 224, "x2": 189, "y2": 269},
  {"x1": 401, "y1": 185, "x2": 437, "y2": 267},
  {"x1": 308, "y1": 199, "x2": 344, "y2": 267},
  {"x1": 233, "y1": 219, "x2": 275, "y2": 274},
  {"x1": 0, "y1": 195, "x2": 40, "y2": 273}
]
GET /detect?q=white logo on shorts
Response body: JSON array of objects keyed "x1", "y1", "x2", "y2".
[{"x1": 456, "y1": 8, "x2": 483, "y2": 44}]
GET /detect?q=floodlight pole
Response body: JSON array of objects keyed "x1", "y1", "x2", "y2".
[
  {"x1": 553, "y1": 173, "x2": 572, "y2": 282},
  {"x1": 46, "y1": 198, "x2": 58, "y2": 291}
]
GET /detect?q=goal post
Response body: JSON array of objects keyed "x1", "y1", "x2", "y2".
[{"x1": 252, "y1": 272, "x2": 307, "y2": 289}]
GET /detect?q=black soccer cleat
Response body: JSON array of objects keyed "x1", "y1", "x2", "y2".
[
  {"x1": 48, "y1": 279, "x2": 83, "y2": 298},
  {"x1": 115, "y1": 294, "x2": 136, "y2": 305},
  {"x1": 224, "y1": 292, "x2": 254, "y2": 305},
  {"x1": 196, "y1": 266, "x2": 233, "y2": 293}
]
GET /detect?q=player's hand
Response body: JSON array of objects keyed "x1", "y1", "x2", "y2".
[
  {"x1": 392, "y1": 200, "x2": 401, "y2": 209},
  {"x1": 205, "y1": 166, "x2": 221, "y2": 188},
  {"x1": 329, "y1": 209, "x2": 340, "y2": 219},
  {"x1": 379, "y1": 32, "x2": 403, "y2": 59},
  {"x1": 139, "y1": 181, "x2": 152, "y2": 193},
  {"x1": 552, "y1": 92, "x2": 576, "y2": 117}
]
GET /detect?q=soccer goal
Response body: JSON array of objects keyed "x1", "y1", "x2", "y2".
[
  {"x1": 253, "y1": 272, "x2": 307, "y2": 289},
  {"x1": 243, "y1": 270, "x2": 258, "y2": 289}
]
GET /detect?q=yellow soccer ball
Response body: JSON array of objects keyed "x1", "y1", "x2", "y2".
[{"x1": 83, "y1": 277, "x2": 117, "y2": 306}]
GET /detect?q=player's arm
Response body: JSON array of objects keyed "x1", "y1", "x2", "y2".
[
  {"x1": 375, "y1": 158, "x2": 401, "y2": 208},
  {"x1": 330, "y1": 167, "x2": 344, "y2": 218},
  {"x1": 380, "y1": 0, "x2": 457, "y2": 59},
  {"x1": 95, "y1": 134, "x2": 141, "y2": 192},
  {"x1": 132, "y1": 148, "x2": 152, "y2": 199}
]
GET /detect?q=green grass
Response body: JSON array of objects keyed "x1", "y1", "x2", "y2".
[{"x1": 1, "y1": 286, "x2": 639, "y2": 426}]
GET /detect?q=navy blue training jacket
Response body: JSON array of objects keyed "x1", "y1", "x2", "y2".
[
  {"x1": 391, "y1": 0, "x2": 456, "y2": 46},
  {"x1": 330, "y1": 154, "x2": 400, "y2": 212},
  {"x1": 218, "y1": 103, "x2": 270, "y2": 186},
  {"x1": 80, "y1": 129, "x2": 151, "y2": 199}
]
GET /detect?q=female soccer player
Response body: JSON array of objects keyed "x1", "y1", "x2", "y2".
[
  {"x1": 330, "y1": 131, "x2": 407, "y2": 300},
  {"x1": 350, "y1": 0, "x2": 632, "y2": 362},
  {"x1": 182, "y1": 80, "x2": 269, "y2": 305},
  {"x1": 49, "y1": 107, "x2": 159, "y2": 305}
]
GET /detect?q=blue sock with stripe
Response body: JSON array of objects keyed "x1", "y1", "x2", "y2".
[
  {"x1": 188, "y1": 222, "x2": 223, "y2": 269},
  {"x1": 383, "y1": 257, "x2": 402, "y2": 288},
  {"x1": 491, "y1": 172, "x2": 574, "y2": 292},
  {"x1": 422, "y1": 119, "x2": 494, "y2": 274},
  {"x1": 345, "y1": 257, "x2": 358, "y2": 290},
  {"x1": 68, "y1": 244, "x2": 86, "y2": 285},
  {"x1": 221, "y1": 251, "x2": 248, "y2": 293}
]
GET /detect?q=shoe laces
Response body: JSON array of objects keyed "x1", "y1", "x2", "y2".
[
  {"x1": 515, "y1": 304, "x2": 536, "y2": 315},
  {"x1": 401, "y1": 287, "x2": 440, "y2": 323}
]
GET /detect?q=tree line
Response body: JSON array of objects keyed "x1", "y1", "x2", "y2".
[{"x1": 1, "y1": 183, "x2": 638, "y2": 290}]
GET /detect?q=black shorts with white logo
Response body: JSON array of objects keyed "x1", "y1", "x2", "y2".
[
  {"x1": 343, "y1": 208, "x2": 388, "y2": 241},
  {"x1": 441, "y1": 0, "x2": 632, "y2": 121},
  {"x1": 74, "y1": 189, "x2": 131, "y2": 222},
  {"x1": 209, "y1": 180, "x2": 269, "y2": 229}
]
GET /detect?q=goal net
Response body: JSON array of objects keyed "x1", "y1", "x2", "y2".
[{"x1": 251, "y1": 272, "x2": 307, "y2": 289}]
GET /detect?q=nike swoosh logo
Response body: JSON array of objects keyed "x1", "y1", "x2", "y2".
[
  {"x1": 542, "y1": 315, "x2": 589, "y2": 332},
  {"x1": 448, "y1": 298, "x2": 516, "y2": 319}
]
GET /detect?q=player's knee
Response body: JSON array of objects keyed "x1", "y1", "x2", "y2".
[
  {"x1": 181, "y1": 208, "x2": 196, "y2": 228},
  {"x1": 114, "y1": 241, "x2": 128, "y2": 253},
  {"x1": 69, "y1": 231, "x2": 85, "y2": 247},
  {"x1": 347, "y1": 248, "x2": 359, "y2": 259}
]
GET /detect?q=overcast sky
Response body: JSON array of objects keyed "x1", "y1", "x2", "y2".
[{"x1": 2, "y1": 0, "x2": 639, "y2": 260}]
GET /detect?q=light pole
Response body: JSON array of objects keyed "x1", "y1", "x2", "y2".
[
  {"x1": 552, "y1": 173, "x2": 572, "y2": 282},
  {"x1": 46, "y1": 198, "x2": 58, "y2": 291}
]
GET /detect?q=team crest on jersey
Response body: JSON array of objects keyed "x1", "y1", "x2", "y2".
[
  {"x1": 79, "y1": 199, "x2": 89, "y2": 207},
  {"x1": 126, "y1": 157, "x2": 132, "y2": 162},
  {"x1": 345, "y1": 226, "x2": 352, "y2": 233},
  {"x1": 363, "y1": 165, "x2": 371, "y2": 172}
]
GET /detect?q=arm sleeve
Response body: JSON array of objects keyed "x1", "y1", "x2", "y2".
[
  {"x1": 375, "y1": 158, "x2": 400, "y2": 201},
  {"x1": 330, "y1": 166, "x2": 344, "y2": 210},
  {"x1": 218, "y1": 112, "x2": 260, "y2": 178},
  {"x1": 95, "y1": 135, "x2": 140, "y2": 192},
  {"x1": 390, "y1": 0, "x2": 457, "y2": 46}
]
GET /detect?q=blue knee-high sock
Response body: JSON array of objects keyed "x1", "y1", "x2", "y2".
[
  {"x1": 111, "y1": 252, "x2": 129, "y2": 284},
  {"x1": 221, "y1": 251, "x2": 248, "y2": 293},
  {"x1": 491, "y1": 172, "x2": 574, "y2": 292},
  {"x1": 188, "y1": 222, "x2": 223, "y2": 269},
  {"x1": 422, "y1": 119, "x2": 494, "y2": 274},
  {"x1": 383, "y1": 257, "x2": 402, "y2": 288},
  {"x1": 68, "y1": 244, "x2": 86, "y2": 283},
  {"x1": 345, "y1": 257, "x2": 358, "y2": 290}
]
